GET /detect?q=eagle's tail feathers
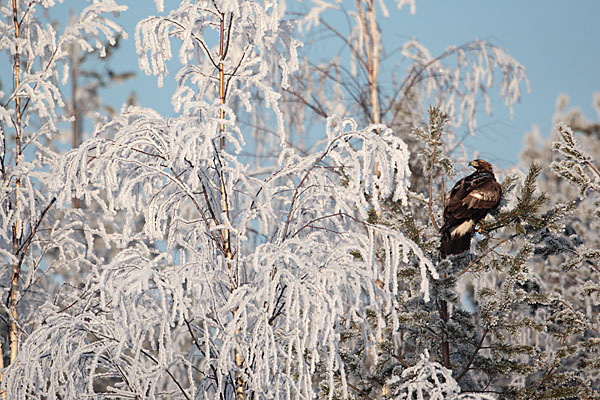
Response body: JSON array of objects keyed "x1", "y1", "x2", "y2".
[{"x1": 440, "y1": 221, "x2": 474, "y2": 257}]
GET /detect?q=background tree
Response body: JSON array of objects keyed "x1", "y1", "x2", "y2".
[{"x1": 517, "y1": 95, "x2": 600, "y2": 398}]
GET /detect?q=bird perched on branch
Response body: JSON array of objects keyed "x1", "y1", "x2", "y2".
[{"x1": 440, "y1": 159, "x2": 502, "y2": 257}]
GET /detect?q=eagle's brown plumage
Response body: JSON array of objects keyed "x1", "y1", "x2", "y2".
[{"x1": 440, "y1": 159, "x2": 502, "y2": 257}]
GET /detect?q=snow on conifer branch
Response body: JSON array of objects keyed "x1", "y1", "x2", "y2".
[
  {"x1": 551, "y1": 123, "x2": 600, "y2": 198},
  {"x1": 386, "y1": 350, "x2": 495, "y2": 400}
]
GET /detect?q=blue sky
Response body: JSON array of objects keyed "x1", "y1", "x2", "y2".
[
  {"x1": 384, "y1": 1, "x2": 600, "y2": 168},
  {"x1": 4, "y1": 1, "x2": 599, "y2": 170}
]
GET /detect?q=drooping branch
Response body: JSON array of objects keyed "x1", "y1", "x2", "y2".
[
  {"x1": 282, "y1": 138, "x2": 339, "y2": 240},
  {"x1": 90, "y1": 330, "x2": 192, "y2": 400}
]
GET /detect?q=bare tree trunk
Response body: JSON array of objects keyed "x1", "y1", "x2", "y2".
[
  {"x1": 0, "y1": 340, "x2": 5, "y2": 400},
  {"x1": 216, "y1": 10, "x2": 243, "y2": 399},
  {"x1": 9, "y1": 0, "x2": 22, "y2": 368},
  {"x1": 356, "y1": 0, "x2": 380, "y2": 125},
  {"x1": 71, "y1": 43, "x2": 81, "y2": 209},
  {"x1": 356, "y1": 0, "x2": 381, "y2": 180},
  {"x1": 439, "y1": 299, "x2": 451, "y2": 368},
  {"x1": 367, "y1": 0, "x2": 380, "y2": 125}
]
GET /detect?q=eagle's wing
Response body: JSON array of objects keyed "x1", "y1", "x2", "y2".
[
  {"x1": 444, "y1": 175, "x2": 501, "y2": 220},
  {"x1": 460, "y1": 179, "x2": 502, "y2": 210}
]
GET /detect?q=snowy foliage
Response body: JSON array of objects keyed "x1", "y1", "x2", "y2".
[
  {"x1": 16, "y1": 102, "x2": 434, "y2": 397},
  {"x1": 1, "y1": 0, "x2": 127, "y2": 387},
  {"x1": 397, "y1": 40, "x2": 528, "y2": 132},
  {"x1": 285, "y1": 4, "x2": 528, "y2": 142},
  {"x1": 551, "y1": 123, "x2": 600, "y2": 201},
  {"x1": 499, "y1": 97, "x2": 600, "y2": 398},
  {"x1": 0, "y1": 0, "x2": 127, "y2": 242},
  {"x1": 386, "y1": 350, "x2": 495, "y2": 400}
]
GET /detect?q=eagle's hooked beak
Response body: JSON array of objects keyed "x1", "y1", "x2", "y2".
[{"x1": 469, "y1": 160, "x2": 479, "y2": 168}]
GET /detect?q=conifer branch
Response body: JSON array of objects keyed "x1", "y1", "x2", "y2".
[{"x1": 428, "y1": 121, "x2": 443, "y2": 232}]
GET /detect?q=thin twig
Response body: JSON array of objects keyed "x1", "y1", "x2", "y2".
[
  {"x1": 184, "y1": 318, "x2": 205, "y2": 356},
  {"x1": 290, "y1": 211, "x2": 343, "y2": 238},
  {"x1": 282, "y1": 135, "x2": 349, "y2": 240},
  {"x1": 131, "y1": 147, "x2": 167, "y2": 160},
  {"x1": 456, "y1": 328, "x2": 488, "y2": 382},
  {"x1": 7, "y1": 197, "x2": 57, "y2": 308},
  {"x1": 585, "y1": 260, "x2": 600, "y2": 275},
  {"x1": 392, "y1": 43, "x2": 480, "y2": 122},
  {"x1": 87, "y1": 330, "x2": 191, "y2": 400},
  {"x1": 140, "y1": 349, "x2": 190, "y2": 400},
  {"x1": 201, "y1": 183, "x2": 226, "y2": 245},
  {"x1": 223, "y1": 45, "x2": 249, "y2": 101},
  {"x1": 456, "y1": 235, "x2": 516, "y2": 277},
  {"x1": 390, "y1": 352, "x2": 411, "y2": 368},
  {"x1": 163, "y1": 17, "x2": 219, "y2": 69},
  {"x1": 585, "y1": 160, "x2": 600, "y2": 182},
  {"x1": 282, "y1": 87, "x2": 328, "y2": 118},
  {"x1": 268, "y1": 285, "x2": 287, "y2": 326},
  {"x1": 211, "y1": 0, "x2": 222, "y2": 14},
  {"x1": 347, "y1": 382, "x2": 375, "y2": 400},
  {"x1": 153, "y1": 165, "x2": 226, "y2": 255},
  {"x1": 317, "y1": 17, "x2": 368, "y2": 72},
  {"x1": 15, "y1": 197, "x2": 56, "y2": 255},
  {"x1": 184, "y1": 318, "x2": 224, "y2": 391},
  {"x1": 222, "y1": 12, "x2": 234, "y2": 60}
]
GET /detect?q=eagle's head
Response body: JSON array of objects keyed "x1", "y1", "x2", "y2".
[{"x1": 469, "y1": 159, "x2": 494, "y2": 174}]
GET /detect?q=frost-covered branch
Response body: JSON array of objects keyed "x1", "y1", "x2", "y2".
[{"x1": 551, "y1": 123, "x2": 600, "y2": 198}]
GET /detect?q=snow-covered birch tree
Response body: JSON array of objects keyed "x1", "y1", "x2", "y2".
[{"x1": 0, "y1": 0, "x2": 126, "y2": 395}]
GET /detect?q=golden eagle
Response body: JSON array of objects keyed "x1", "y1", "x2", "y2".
[{"x1": 440, "y1": 159, "x2": 502, "y2": 257}]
